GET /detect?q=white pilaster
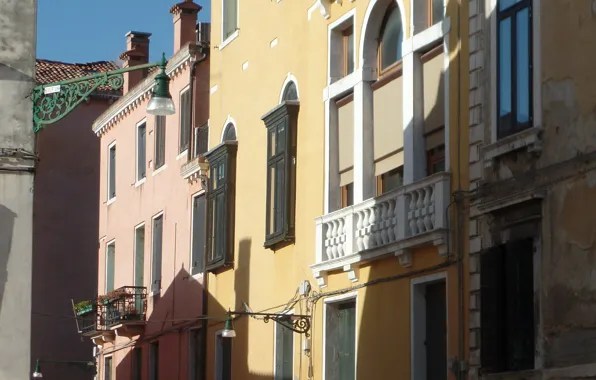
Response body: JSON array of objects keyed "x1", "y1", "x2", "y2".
[
  {"x1": 402, "y1": 51, "x2": 427, "y2": 184},
  {"x1": 353, "y1": 80, "x2": 375, "y2": 203},
  {"x1": 324, "y1": 99, "x2": 341, "y2": 213}
]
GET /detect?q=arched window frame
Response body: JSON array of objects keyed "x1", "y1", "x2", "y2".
[{"x1": 377, "y1": 2, "x2": 405, "y2": 77}]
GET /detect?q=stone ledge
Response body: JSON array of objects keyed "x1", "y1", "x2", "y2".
[{"x1": 482, "y1": 127, "x2": 543, "y2": 168}]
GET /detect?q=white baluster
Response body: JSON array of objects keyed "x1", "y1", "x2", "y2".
[
  {"x1": 409, "y1": 193, "x2": 418, "y2": 235},
  {"x1": 386, "y1": 200, "x2": 395, "y2": 242},
  {"x1": 362, "y1": 209, "x2": 371, "y2": 249},
  {"x1": 325, "y1": 222, "x2": 332, "y2": 260},
  {"x1": 380, "y1": 202, "x2": 388, "y2": 244},
  {"x1": 337, "y1": 218, "x2": 345, "y2": 257},
  {"x1": 330, "y1": 220, "x2": 338, "y2": 259},
  {"x1": 356, "y1": 211, "x2": 365, "y2": 251}
]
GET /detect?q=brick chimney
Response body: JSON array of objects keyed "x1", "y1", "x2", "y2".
[
  {"x1": 119, "y1": 31, "x2": 151, "y2": 95},
  {"x1": 170, "y1": 0, "x2": 201, "y2": 53}
]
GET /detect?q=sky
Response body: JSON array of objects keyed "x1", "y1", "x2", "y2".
[{"x1": 37, "y1": 0, "x2": 211, "y2": 64}]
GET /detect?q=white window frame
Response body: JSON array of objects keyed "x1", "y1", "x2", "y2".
[
  {"x1": 273, "y1": 309, "x2": 295, "y2": 379},
  {"x1": 135, "y1": 118, "x2": 147, "y2": 185},
  {"x1": 322, "y1": 292, "x2": 358, "y2": 380},
  {"x1": 327, "y1": 9, "x2": 357, "y2": 85},
  {"x1": 133, "y1": 222, "x2": 145, "y2": 287},
  {"x1": 219, "y1": 0, "x2": 239, "y2": 51},
  {"x1": 107, "y1": 141, "x2": 117, "y2": 204},
  {"x1": 150, "y1": 211, "x2": 165, "y2": 297},
  {"x1": 190, "y1": 190, "x2": 206, "y2": 280},
  {"x1": 178, "y1": 86, "x2": 191, "y2": 159},
  {"x1": 488, "y1": 0, "x2": 541, "y2": 144},
  {"x1": 410, "y1": 271, "x2": 448, "y2": 380},
  {"x1": 103, "y1": 354, "x2": 113, "y2": 380},
  {"x1": 105, "y1": 239, "x2": 116, "y2": 293}
]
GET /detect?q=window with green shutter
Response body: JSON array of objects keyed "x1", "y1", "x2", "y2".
[
  {"x1": 180, "y1": 89, "x2": 191, "y2": 153},
  {"x1": 262, "y1": 97, "x2": 299, "y2": 249},
  {"x1": 191, "y1": 194, "x2": 206, "y2": 275},
  {"x1": 108, "y1": 143, "x2": 116, "y2": 200},
  {"x1": 151, "y1": 214, "x2": 163, "y2": 293},
  {"x1": 204, "y1": 140, "x2": 237, "y2": 271},
  {"x1": 106, "y1": 242, "x2": 115, "y2": 292},
  {"x1": 154, "y1": 116, "x2": 166, "y2": 169},
  {"x1": 481, "y1": 237, "x2": 535, "y2": 373},
  {"x1": 137, "y1": 121, "x2": 147, "y2": 181},
  {"x1": 275, "y1": 316, "x2": 294, "y2": 380}
]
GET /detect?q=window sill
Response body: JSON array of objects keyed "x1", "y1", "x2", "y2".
[
  {"x1": 149, "y1": 290, "x2": 162, "y2": 298},
  {"x1": 176, "y1": 150, "x2": 188, "y2": 161},
  {"x1": 190, "y1": 272, "x2": 204, "y2": 281},
  {"x1": 264, "y1": 233, "x2": 295, "y2": 250},
  {"x1": 134, "y1": 178, "x2": 146, "y2": 188},
  {"x1": 482, "y1": 126, "x2": 542, "y2": 168},
  {"x1": 106, "y1": 197, "x2": 116, "y2": 206},
  {"x1": 152, "y1": 164, "x2": 168, "y2": 177},
  {"x1": 218, "y1": 30, "x2": 239, "y2": 51}
]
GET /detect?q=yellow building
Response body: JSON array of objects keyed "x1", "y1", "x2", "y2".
[{"x1": 203, "y1": 0, "x2": 469, "y2": 379}]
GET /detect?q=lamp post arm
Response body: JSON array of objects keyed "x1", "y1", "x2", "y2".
[
  {"x1": 32, "y1": 56, "x2": 167, "y2": 133},
  {"x1": 230, "y1": 311, "x2": 311, "y2": 337}
]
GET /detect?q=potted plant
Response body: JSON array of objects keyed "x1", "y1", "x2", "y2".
[
  {"x1": 73, "y1": 300, "x2": 95, "y2": 316},
  {"x1": 98, "y1": 288, "x2": 129, "y2": 304},
  {"x1": 124, "y1": 304, "x2": 139, "y2": 320}
]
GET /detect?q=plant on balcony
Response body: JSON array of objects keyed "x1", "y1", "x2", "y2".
[
  {"x1": 123, "y1": 304, "x2": 141, "y2": 320},
  {"x1": 73, "y1": 300, "x2": 96, "y2": 316},
  {"x1": 97, "y1": 288, "x2": 130, "y2": 304}
]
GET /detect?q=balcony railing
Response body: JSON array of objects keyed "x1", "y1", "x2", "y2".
[
  {"x1": 73, "y1": 302, "x2": 99, "y2": 336},
  {"x1": 313, "y1": 172, "x2": 450, "y2": 283},
  {"x1": 98, "y1": 286, "x2": 147, "y2": 329}
]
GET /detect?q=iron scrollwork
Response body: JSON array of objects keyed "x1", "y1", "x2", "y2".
[
  {"x1": 32, "y1": 73, "x2": 124, "y2": 133},
  {"x1": 262, "y1": 313, "x2": 311, "y2": 337}
]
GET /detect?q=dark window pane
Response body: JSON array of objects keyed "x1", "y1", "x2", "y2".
[
  {"x1": 282, "y1": 82, "x2": 298, "y2": 101},
  {"x1": 223, "y1": 123, "x2": 237, "y2": 141},
  {"x1": 109, "y1": 146, "x2": 116, "y2": 199},
  {"x1": 192, "y1": 195, "x2": 206, "y2": 274},
  {"x1": 269, "y1": 128, "x2": 277, "y2": 158},
  {"x1": 151, "y1": 215, "x2": 163, "y2": 293},
  {"x1": 338, "y1": 302, "x2": 356, "y2": 380},
  {"x1": 499, "y1": 17, "x2": 512, "y2": 119},
  {"x1": 155, "y1": 116, "x2": 166, "y2": 169},
  {"x1": 277, "y1": 121, "x2": 286, "y2": 155},
  {"x1": 104, "y1": 357, "x2": 112, "y2": 380},
  {"x1": 432, "y1": 0, "x2": 443, "y2": 24},
  {"x1": 268, "y1": 164, "x2": 276, "y2": 235},
  {"x1": 346, "y1": 32, "x2": 354, "y2": 75},
  {"x1": 516, "y1": 8, "x2": 530, "y2": 124},
  {"x1": 380, "y1": 7, "x2": 403, "y2": 70},
  {"x1": 499, "y1": 0, "x2": 521, "y2": 11},
  {"x1": 275, "y1": 158, "x2": 285, "y2": 233},
  {"x1": 137, "y1": 123, "x2": 146, "y2": 180},
  {"x1": 382, "y1": 168, "x2": 403, "y2": 194},
  {"x1": 346, "y1": 183, "x2": 354, "y2": 207}
]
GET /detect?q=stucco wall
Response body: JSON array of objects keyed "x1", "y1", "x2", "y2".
[{"x1": 0, "y1": 1, "x2": 36, "y2": 379}]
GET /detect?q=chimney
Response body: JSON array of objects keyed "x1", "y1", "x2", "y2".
[
  {"x1": 120, "y1": 31, "x2": 151, "y2": 95},
  {"x1": 170, "y1": 0, "x2": 201, "y2": 53}
]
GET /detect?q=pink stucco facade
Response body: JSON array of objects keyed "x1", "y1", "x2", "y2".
[{"x1": 92, "y1": 3, "x2": 210, "y2": 377}]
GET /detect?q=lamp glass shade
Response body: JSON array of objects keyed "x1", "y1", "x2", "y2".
[
  {"x1": 147, "y1": 96, "x2": 175, "y2": 116},
  {"x1": 222, "y1": 316, "x2": 236, "y2": 338},
  {"x1": 32, "y1": 371, "x2": 43, "y2": 378}
]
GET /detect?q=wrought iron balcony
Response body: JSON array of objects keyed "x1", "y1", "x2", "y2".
[
  {"x1": 73, "y1": 301, "x2": 99, "y2": 336},
  {"x1": 98, "y1": 286, "x2": 147, "y2": 334},
  {"x1": 312, "y1": 172, "x2": 451, "y2": 286}
]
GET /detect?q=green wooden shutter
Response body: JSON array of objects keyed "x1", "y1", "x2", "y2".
[
  {"x1": 152, "y1": 217, "x2": 163, "y2": 293},
  {"x1": 155, "y1": 116, "x2": 166, "y2": 169},
  {"x1": 134, "y1": 227, "x2": 145, "y2": 287},
  {"x1": 275, "y1": 323, "x2": 284, "y2": 380},
  {"x1": 109, "y1": 146, "x2": 116, "y2": 198},
  {"x1": 480, "y1": 246, "x2": 505, "y2": 373},
  {"x1": 138, "y1": 123, "x2": 146, "y2": 179},
  {"x1": 338, "y1": 302, "x2": 356, "y2": 380},
  {"x1": 106, "y1": 243, "x2": 115, "y2": 292},
  {"x1": 192, "y1": 195, "x2": 206, "y2": 274},
  {"x1": 281, "y1": 322, "x2": 293, "y2": 380}
]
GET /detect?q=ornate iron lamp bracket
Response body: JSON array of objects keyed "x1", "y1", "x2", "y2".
[{"x1": 233, "y1": 311, "x2": 311, "y2": 337}]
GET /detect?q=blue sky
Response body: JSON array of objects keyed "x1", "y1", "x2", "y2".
[{"x1": 37, "y1": 0, "x2": 211, "y2": 64}]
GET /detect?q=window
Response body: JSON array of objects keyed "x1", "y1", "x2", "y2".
[
  {"x1": 104, "y1": 356, "x2": 112, "y2": 380},
  {"x1": 325, "y1": 300, "x2": 356, "y2": 380},
  {"x1": 132, "y1": 348, "x2": 142, "y2": 380},
  {"x1": 106, "y1": 242, "x2": 115, "y2": 292},
  {"x1": 497, "y1": 0, "x2": 532, "y2": 139},
  {"x1": 108, "y1": 143, "x2": 116, "y2": 200},
  {"x1": 427, "y1": 145, "x2": 445, "y2": 174},
  {"x1": 155, "y1": 116, "x2": 166, "y2": 169},
  {"x1": 149, "y1": 341, "x2": 159, "y2": 380},
  {"x1": 194, "y1": 124, "x2": 209, "y2": 158},
  {"x1": 215, "y1": 333, "x2": 232, "y2": 380},
  {"x1": 378, "y1": 3, "x2": 404, "y2": 74},
  {"x1": 342, "y1": 26, "x2": 354, "y2": 77},
  {"x1": 341, "y1": 183, "x2": 354, "y2": 208},
  {"x1": 134, "y1": 225, "x2": 145, "y2": 288},
  {"x1": 180, "y1": 88, "x2": 191, "y2": 153},
  {"x1": 137, "y1": 120, "x2": 147, "y2": 181},
  {"x1": 412, "y1": 275, "x2": 447, "y2": 380},
  {"x1": 274, "y1": 316, "x2": 294, "y2": 380},
  {"x1": 263, "y1": 92, "x2": 299, "y2": 248},
  {"x1": 429, "y1": 0, "x2": 444, "y2": 26},
  {"x1": 376, "y1": 167, "x2": 403, "y2": 195},
  {"x1": 151, "y1": 214, "x2": 163, "y2": 293},
  {"x1": 191, "y1": 194, "x2": 206, "y2": 275},
  {"x1": 189, "y1": 329, "x2": 204, "y2": 380},
  {"x1": 481, "y1": 238, "x2": 535, "y2": 373},
  {"x1": 205, "y1": 140, "x2": 237, "y2": 271},
  {"x1": 222, "y1": 0, "x2": 238, "y2": 41}
]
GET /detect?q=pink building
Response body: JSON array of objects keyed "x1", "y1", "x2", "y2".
[
  {"x1": 80, "y1": 1, "x2": 211, "y2": 379},
  {"x1": 32, "y1": 59, "x2": 120, "y2": 380}
]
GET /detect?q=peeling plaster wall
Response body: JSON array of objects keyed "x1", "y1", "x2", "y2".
[
  {"x1": 468, "y1": 0, "x2": 596, "y2": 379},
  {"x1": 0, "y1": 1, "x2": 37, "y2": 380}
]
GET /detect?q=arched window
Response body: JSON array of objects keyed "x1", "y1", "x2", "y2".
[
  {"x1": 223, "y1": 123, "x2": 237, "y2": 141},
  {"x1": 282, "y1": 81, "x2": 299, "y2": 101},
  {"x1": 378, "y1": 3, "x2": 404, "y2": 73}
]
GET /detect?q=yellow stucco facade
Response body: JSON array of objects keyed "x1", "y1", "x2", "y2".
[{"x1": 204, "y1": 0, "x2": 470, "y2": 379}]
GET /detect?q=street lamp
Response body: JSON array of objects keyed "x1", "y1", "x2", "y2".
[
  {"x1": 221, "y1": 310, "x2": 311, "y2": 338},
  {"x1": 32, "y1": 52, "x2": 175, "y2": 133},
  {"x1": 31, "y1": 358, "x2": 96, "y2": 378}
]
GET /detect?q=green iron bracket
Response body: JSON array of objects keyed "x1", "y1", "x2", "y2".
[{"x1": 32, "y1": 53, "x2": 169, "y2": 133}]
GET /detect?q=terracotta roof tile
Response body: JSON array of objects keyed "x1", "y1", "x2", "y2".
[{"x1": 35, "y1": 59, "x2": 123, "y2": 95}]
